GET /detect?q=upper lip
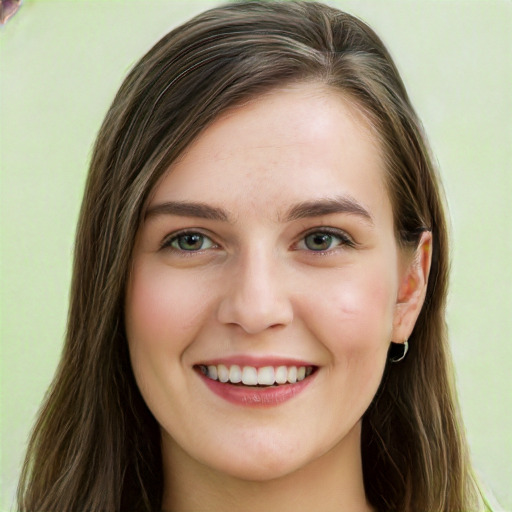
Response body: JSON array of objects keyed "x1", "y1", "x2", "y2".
[{"x1": 195, "y1": 355, "x2": 317, "y2": 368}]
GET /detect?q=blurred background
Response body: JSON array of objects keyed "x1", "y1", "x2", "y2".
[{"x1": 1, "y1": 1, "x2": 511, "y2": 510}]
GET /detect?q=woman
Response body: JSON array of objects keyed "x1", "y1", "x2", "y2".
[{"x1": 17, "y1": 1, "x2": 490, "y2": 511}]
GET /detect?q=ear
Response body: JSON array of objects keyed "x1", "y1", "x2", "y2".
[{"x1": 392, "y1": 231, "x2": 432, "y2": 342}]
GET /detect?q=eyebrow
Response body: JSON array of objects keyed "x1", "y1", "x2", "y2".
[
  {"x1": 145, "y1": 201, "x2": 231, "y2": 222},
  {"x1": 283, "y1": 196, "x2": 374, "y2": 225},
  {"x1": 145, "y1": 195, "x2": 373, "y2": 225}
]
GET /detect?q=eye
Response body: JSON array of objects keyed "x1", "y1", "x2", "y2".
[
  {"x1": 296, "y1": 229, "x2": 354, "y2": 252},
  {"x1": 163, "y1": 231, "x2": 216, "y2": 252}
]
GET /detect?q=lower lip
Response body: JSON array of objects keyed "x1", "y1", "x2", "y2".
[{"x1": 198, "y1": 371, "x2": 316, "y2": 407}]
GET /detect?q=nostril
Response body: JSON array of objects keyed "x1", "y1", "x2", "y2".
[{"x1": 217, "y1": 298, "x2": 294, "y2": 334}]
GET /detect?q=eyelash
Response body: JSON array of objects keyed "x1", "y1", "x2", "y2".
[
  {"x1": 160, "y1": 227, "x2": 356, "y2": 255},
  {"x1": 160, "y1": 230, "x2": 218, "y2": 254},
  {"x1": 296, "y1": 227, "x2": 356, "y2": 254}
]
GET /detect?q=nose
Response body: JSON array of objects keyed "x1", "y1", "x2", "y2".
[{"x1": 216, "y1": 245, "x2": 294, "y2": 334}]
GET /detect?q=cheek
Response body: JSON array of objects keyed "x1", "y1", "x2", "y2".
[
  {"x1": 125, "y1": 260, "x2": 214, "y2": 358},
  {"x1": 295, "y1": 266, "x2": 396, "y2": 429},
  {"x1": 303, "y1": 263, "x2": 397, "y2": 360},
  {"x1": 124, "y1": 260, "x2": 221, "y2": 421}
]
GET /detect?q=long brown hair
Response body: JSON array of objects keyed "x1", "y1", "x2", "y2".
[{"x1": 18, "y1": 2, "x2": 485, "y2": 510}]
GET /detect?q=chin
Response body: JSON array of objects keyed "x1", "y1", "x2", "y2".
[
  {"x1": 206, "y1": 451, "x2": 308, "y2": 482},
  {"x1": 193, "y1": 426, "x2": 338, "y2": 483}
]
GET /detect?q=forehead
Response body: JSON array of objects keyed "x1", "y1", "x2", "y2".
[{"x1": 150, "y1": 83, "x2": 390, "y2": 225}]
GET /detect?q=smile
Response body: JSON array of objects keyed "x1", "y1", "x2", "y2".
[
  {"x1": 197, "y1": 364, "x2": 314, "y2": 386},
  {"x1": 194, "y1": 361, "x2": 318, "y2": 407}
]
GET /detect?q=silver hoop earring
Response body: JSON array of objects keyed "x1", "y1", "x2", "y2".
[{"x1": 388, "y1": 340, "x2": 409, "y2": 363}]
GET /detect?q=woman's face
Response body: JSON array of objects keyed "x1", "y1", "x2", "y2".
[{"x1": 125, "y1": 83, "x2": 424, "y2": 481}]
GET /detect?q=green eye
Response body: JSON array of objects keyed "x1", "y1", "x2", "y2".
[
  {"x1": 304, "y1": 233, "x2": 337, "y2": 251},
  {"x1": 298, "y1": 230, "x2": 353, "y2": 252},
  {"x1": 169, "y1": 233, "x2": 214, "y2": 251}
]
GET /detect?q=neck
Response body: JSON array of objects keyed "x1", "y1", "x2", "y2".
[{"x1": 161, "y1": 421, "x2": 374, "y2": 512}]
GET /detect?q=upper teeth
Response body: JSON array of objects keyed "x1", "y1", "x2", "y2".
[{"x1": 199, "y1": 364, "x2": 313, "y2": 386}]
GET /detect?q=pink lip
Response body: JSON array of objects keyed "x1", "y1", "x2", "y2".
[{"x1": 195, "y1": 365, "x2": 318, "y2": 408}]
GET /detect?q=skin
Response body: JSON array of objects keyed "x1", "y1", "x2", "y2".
[{"x1": 125, "y1": 82, "x2": 431, "y2": 512}]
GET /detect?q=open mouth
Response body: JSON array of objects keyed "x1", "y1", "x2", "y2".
[{"x1": 194, "y1": 364, "x2": 317, "y2": 387}]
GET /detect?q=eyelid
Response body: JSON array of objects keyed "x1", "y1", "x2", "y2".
[
  {"x1": 159, "y1": 229, "x2": 219, "y2": 252},
  {"x1": 294, "y1": 226, "x2": 356, "y2": 252},
  {"x1": 158, "y1": 226, "x2": 356, "y2": 255}
]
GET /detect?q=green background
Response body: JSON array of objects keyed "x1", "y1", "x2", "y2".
[{"x1": 1, "y1": 1, "x2": 511, "y2": 510}]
